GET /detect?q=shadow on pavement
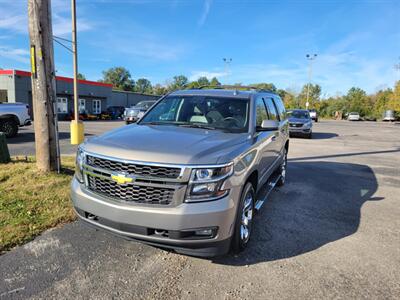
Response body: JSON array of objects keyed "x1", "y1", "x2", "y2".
[
  {"x1": 311, "y1": 132, "x2": 338, "y2": 139},
  {"x1": 213, "y1": 161, "x2": 381, "y2": 266}
]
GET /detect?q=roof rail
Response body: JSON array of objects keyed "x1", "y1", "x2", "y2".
[{"x1": 195, "y1": 84, "x2": 275, "y2": 93}]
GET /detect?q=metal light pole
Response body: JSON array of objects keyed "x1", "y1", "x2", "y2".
[
  {"x1": 305, "y1": 54, "x2": 317, "y2": 109},
  {"x1": 70, "y1": 0, "x2": 84, "y2": 145},
  {"x1": 223, "y1": 58, "x2": 232, "y2": 78},
  {"x1": 394, "y1": 57, "x2": 400, "y2": 83}
]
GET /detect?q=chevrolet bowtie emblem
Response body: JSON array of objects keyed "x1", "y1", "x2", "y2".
[{"x1": 111, "y1": 174, "x2": 134, "y2": 185}]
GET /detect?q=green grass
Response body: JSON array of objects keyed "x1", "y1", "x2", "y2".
[{"x1": 0, "y1": 157, "x2": 76, "y2": 252}]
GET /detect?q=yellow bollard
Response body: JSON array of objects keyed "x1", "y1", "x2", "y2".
[{"x1": 70, "y1": 120, "x2": 84, "y2": 145}]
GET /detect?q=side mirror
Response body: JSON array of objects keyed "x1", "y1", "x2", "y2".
[{"x1": 258, "y1": 120, "x2": 279, "y2": 131}]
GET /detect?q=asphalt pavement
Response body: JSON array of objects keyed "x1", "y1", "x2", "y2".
[{"x1": 1, "y1": 120, "x2": 399, "y2": 299}]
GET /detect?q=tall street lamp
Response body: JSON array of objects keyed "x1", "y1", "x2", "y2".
[
  {"x1": 306, "y1": 54, "x2": 317, "y2": 109},
  {"x1": 223, "y1": 58, "x2": 232, "y2": 78}
]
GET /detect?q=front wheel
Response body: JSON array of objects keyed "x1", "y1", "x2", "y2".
[{"x1": 231, "y1": 182, "x2": 255, "y2": 253}]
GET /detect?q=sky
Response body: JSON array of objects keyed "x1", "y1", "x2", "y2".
[{"x1": 0, "y1": 0, "x2": 399, "y2": 97}]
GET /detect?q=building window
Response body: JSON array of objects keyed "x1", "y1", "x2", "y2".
[
  {"x1": 93, "y1": 99, "x2": 101, "y2": 114},
  {"x1": 79, "y1": 98, "x2": 86, "y2": 113},
  {"x1": 57, "y1": 97, "x2": 68, "y2": 113}
]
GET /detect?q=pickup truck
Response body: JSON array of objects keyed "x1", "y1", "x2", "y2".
[
  {"x1": 0, "y1": 102, "x2": 31, "y2": 137},
  {"x1": 71, "y1": 87, "x2": 289, "y2": 257}
]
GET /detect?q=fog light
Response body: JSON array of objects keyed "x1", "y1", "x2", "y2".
[{"x1": 195, "y1": 229, "x2": 214, "y2": 236}]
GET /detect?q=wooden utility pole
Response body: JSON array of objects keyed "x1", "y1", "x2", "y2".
[{"x1": 28, "y1": 0, "x2": 59, "y2": 171}]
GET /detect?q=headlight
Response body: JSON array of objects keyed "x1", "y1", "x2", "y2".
[
  {"x1": 186, "y1": 163, "x2": 233, "y2": 202},
  {"x1": 75, "y1": 148, "x2": 85, "y2": 183},
  {"x1": 303, "y1": 121, "x2": 312, "y2": 128}
]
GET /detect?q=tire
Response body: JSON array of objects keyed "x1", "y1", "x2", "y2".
[
  {"x1": 0, "y1": 118, "x2": 18, "y2": 138},
  {"x1": 315, "y1": 118, "x2": 318, "y2": 122},
  {"x1": 307, "y1": 132, "x2": 312, "y2": 139},
  {"x1": 276, "y1": 148, "x2": 287, "y2": 186},
  {"x1": 231, "y1": 182, "x2": 255, "y2": 253}
]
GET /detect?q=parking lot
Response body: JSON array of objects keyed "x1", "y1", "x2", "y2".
[{"x1": 1, "y1": 120, "x2": 399, "y2": 299}]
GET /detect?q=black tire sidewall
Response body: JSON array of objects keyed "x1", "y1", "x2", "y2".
[
  {"x1": 276, "y1": 148, "x2": 287, "y2": 186},
  {"x1": 232, "y1": 182, "x2": 255, "y2": 253},
  {"x1": 1, "y1": 119, "x2": 18, "y2": 138}
]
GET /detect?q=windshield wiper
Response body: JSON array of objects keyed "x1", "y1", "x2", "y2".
[
  {"x1": 178, "y1": 123, "x2": 217, "y2": 130},
  {"x1": 141, "y1": 121, "x2": 180, "y2": 126}
]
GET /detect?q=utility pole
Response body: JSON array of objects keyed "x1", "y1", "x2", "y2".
[
  {"x1": 306, "y1": 53, "x2": 317, "y2": 109},
  {"x1": 28, "y1": 0, "x2": 59, "y2": 172},
  {"x1": 70, "y1": 0, "x2": 84, "y2": 145}
]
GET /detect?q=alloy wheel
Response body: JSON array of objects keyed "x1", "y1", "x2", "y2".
[{"x1": 240, "y1": 192, "x2": 253, "y2": 243}]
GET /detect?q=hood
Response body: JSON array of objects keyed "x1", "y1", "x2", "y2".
[
  {"x1": 288, "y1": 117, "x2": 310, "y2": 124},
  {"x1": 82, "y1": 124, "x2": 251, "y2": 165}
]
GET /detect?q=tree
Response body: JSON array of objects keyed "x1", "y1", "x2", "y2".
[
  {"x1": 101, "y1": 67, "x2": 135, "y2": 91},
  {"x1": 387, "y1": 81, "x2": 400, "y2": 112},
  {"x1": 210, "y1": 77, "x2": 221, "y2": 86},
  {"x1": 168, "y1": 75, "x2": 189, "y2": 91},
  {"x1": 153, "y1": 84, "x2": 168, "y2": 96},
  {"x1": 251, "y1": 83, "x2": 277, "y2": 92},
  {"x1": 344, "y1": 87, "x2": 371, "y2": 116},
  {"x1": 197, "y1": 76, "x2": 210, "y2": 87},
  {"x1": 77, "y1": 73, "x2": 86, "y2": 80},
  {"x1": 135, "y1": 78, "x2": 152, "y2": 94},
  {"x1": 297, "y1": 84, "x2": 321, "y2": 109}
]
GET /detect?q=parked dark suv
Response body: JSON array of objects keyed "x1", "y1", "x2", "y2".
[{"x1": 71, "y1": 86, "x2": 289, "y2": 257}]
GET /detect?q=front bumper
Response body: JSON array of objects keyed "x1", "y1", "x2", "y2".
[
  {"x1": 125, "y1": 116, "x2": 138, "y2": 123},
  {"x1": 289, "y1": 126, "x2": 311, "y2": 134},
  {"x1": 70, "y1": 177, "x2": 236, "y2": 257}
]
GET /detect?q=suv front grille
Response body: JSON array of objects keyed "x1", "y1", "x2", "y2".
[
  {"x1": 87, "y1": 175, "x2": 174, "y2": 205},
  {"x1": 86, "y1": 155, "x2": 181, "y2": 179}
]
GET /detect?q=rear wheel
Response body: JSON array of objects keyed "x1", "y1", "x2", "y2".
[
  {"x1": 0, "y1": 118, "x2": 18, "y2": 138},
  {"x1": 231, "y1": 182, "x2": 255, "y2": 253},
  {"x1": 276, "y1": 148, "x2": 287, "y2": 186}
]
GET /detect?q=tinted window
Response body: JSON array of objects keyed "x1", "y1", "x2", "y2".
[
  {"x1": 140, "y1": 96, "x2": 249, "y2": 133},
  {"x1": 288, "y1": 110, "x2": 310, "y2": 119},
  {"x1": 264, "y1": 98, "x2": 279, "y2": 121},
  {"x1": 273, "y1": 97, "x2": 286, "y2": 120},
  {"x1": 255, "y1": 97, "x2": 268, "y2": 127}
]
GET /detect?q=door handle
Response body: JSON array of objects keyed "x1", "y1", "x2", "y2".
[{"x1": 271, "y1": 135, "x2": 277, "y2": 141}]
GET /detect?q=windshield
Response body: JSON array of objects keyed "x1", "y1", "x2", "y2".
[
  {"x1": 288, "y1": 110, "x2": 310, "y2": 119},
  {"x1": 139, "y1": 96, "x2": 249, "y2": 132},
  {"x1": 136, "y1": 101, "x2": 156, "y2": 108}
]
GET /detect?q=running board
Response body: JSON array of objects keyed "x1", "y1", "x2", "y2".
[{"x1": 254, "y1": 173, "x2": 281, "y2": 211}]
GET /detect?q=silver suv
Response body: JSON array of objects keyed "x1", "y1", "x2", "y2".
[{"x1": 71, "y1": 87, "x2": 289, "y2": 257}]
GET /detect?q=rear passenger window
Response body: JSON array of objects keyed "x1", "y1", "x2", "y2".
[
  {"x1": 264, "y1": 98, "x2": 279, "y2": 121},
  {"x1": 273, "y1": 97, "x2": 286, "y2": 120},
  {"x1": 255, "y1": 97, "x2": 268, "y2": 126}
]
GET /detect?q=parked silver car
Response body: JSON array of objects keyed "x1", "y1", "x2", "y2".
[
  {"x1": 71, "y1": 87, "x2": 289, "y2": 257},
  {"x1": 124, "y1": 100, "x2": 157, "y2": 124},
  {"x1": 348, "y1": 112, "x2": 361, "y2": 121},
  {"x1": 288, "y1": 109, "x2": 313, "y2": 139}
]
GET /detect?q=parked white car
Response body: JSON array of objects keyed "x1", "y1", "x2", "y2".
[
  {"x1": 348, "y1": 112, "x2": 361, "y2": 121},
  {"x1": 308, "y1": 109, "x2": 318, "y2": 122},
  {"x1": 382, "y1": 110, "x2": 395, "y2": 122},
  {"x1": 0, "y1": 102, "x2": 31, "y2": 137}
]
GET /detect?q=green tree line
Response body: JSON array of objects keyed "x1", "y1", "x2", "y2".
[{"x1": 98, "y1": 66, "x2": 400, "y2": 119}]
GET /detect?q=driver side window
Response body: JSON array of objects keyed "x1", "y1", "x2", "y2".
[{"x1": 255, "y1": 97, "x2": 269, "y2": 127}]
